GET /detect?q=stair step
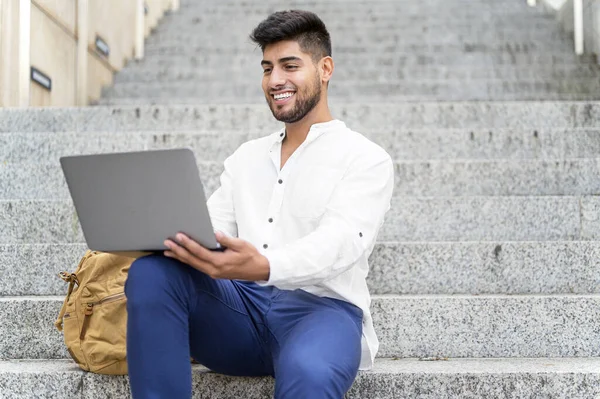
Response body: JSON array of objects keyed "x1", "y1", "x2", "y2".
[
  {"x1": 2, "y1": 159, "x2": 600, "y2": 199},
  {"x1": 1, "y1": 358, "x2": 598, "y2": 398},
  {"x1": 147, "y1": 30, "x2": 576, "y2": 46},
  {"x1": 0, "y1": 295, "x2": 598, "y2": 360},
  {"x1": 2, "y1": 104, "x2": 599, "y2": 132},
  {"x1": 2, "y1": 241, "x2": 599, "y2": 296},
  {"x1": 121, "y1": 53, "x2": 598, "y2": 69},
  {"x1": 1, "y1": 196, "x2": 598, "y2": 244},
  {"x1": 115, "y1": 65, "x2": 600, "y2": 83},
  {"x1": 101, "y1": 79, "x2": 600, "y2": 102},
  {"x1": 143, "y1": 41, "x2": 579, "y2": 56},
  {"x1": 2, "y1": 129, "x2": 599, "y2": 163}
]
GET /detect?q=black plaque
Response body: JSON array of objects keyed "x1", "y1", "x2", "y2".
[
  {"x1": 30, "y1": 67, "x2": 52, "y2": 91},
  {"x1": 95, "y1": 35, "x2": 110, "y2": 57}
]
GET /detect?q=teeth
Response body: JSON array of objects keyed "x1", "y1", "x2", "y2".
[{"x1": 274, "y1": 92, "x2": 294, "y2": 100}]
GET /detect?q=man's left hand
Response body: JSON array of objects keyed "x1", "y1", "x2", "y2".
[{"x1": 163, "y1": 232, "x2": 270, "y2": 281}]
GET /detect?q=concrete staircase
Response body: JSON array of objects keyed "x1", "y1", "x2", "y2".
[{"x1": 1, "y1": 0, "x2": 600, "y2": 398}]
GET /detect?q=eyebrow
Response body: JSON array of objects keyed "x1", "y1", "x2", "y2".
[{"x1": 261, "y1": 56, "x2": 303, "y2": 66}]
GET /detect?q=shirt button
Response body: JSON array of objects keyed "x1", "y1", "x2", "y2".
[
  {"x1": 268, "y1": 218, "x2": 273, "y2": 223},
  {"x1": 280, "y1": 133, "x2": 284, "y2": 137},
  {"x1": 278, "y1": 179, "x2": 283, "y2": 184},
  {"x1": 263, "y1": 244, "x2": 269, "y2": 249},
  {"x1": 359, "y1": 232, "x2": 363, "y2": 237}
]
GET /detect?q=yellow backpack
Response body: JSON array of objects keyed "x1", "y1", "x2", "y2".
[{"x1": 54, "y1": 250, "x2": 150, "y2": 375}]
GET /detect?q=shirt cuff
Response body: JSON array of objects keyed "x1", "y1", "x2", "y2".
[{"x1": 255, "y1": 249, "x2": 290, "y2": 287}]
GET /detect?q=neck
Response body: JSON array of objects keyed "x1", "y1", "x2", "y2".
[{"x1": 283, "y1": 99, "x2": 333, "y2": 147}]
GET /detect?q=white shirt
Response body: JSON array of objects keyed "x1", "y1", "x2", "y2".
[{"x1": 207, "y1": 119, "x2": 395, "y2": 370}]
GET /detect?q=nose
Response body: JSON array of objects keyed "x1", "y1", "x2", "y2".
[{"x1": 267, "y1": 66, "x2": 286, "y2": 89}]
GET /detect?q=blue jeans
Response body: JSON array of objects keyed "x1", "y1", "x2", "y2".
[{"x1": 124, "y1": 254, "x2": 363, "y2": 399}]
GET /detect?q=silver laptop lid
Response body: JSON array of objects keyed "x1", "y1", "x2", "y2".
[{"x1": 60, "y1": 148, "x2": 220, "y2": 252}]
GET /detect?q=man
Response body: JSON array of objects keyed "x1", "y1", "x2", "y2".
[{"x1": 125, "y1": 9, "x2": 394, "y2": 399}]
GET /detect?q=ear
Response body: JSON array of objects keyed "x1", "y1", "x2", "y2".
[{"x1": 319, "y1": 56, "x2": 334, "y2": 84}]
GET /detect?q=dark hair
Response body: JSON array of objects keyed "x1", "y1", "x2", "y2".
[{"x1": 249, "y1": 10, "x2": 332, "y2": 62}]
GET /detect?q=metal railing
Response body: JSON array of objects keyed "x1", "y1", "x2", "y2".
[{"x1": 528, "y1": 0, "x2": 600, "y2": 59}]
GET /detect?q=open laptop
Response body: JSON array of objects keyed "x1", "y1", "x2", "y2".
[{"x1": 60, "y1": 148, "x2": 223, "y2": 253}]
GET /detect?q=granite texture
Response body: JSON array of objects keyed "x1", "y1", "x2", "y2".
[
  {"x1": 0, "y1": 244, "x2": 87, "y2": 296},
  {"x1": 0, "y1": 297, "x2": 69, "y2": 359},
  {"x1": 581, "y1": 196, "x2": 600, "y2": 240},
  {"x1": 2, "y1": 295, "x2": 599, "y2": 360},
  {"x1": 115, "y1": 64, "x2": 600, "y2": 84},
  {"x1": 3, "y1": 241, "x2": 599, "y2": 297},
  {"x1": 393, "y1": 158, "x2": 600, "y2": 196},
  {"x1": 2, "y1": 358, "x2": 599, "y2": 399},
  {"x1": 7, "y1": 128, "x2": 596, "y2": 162},
  {"x1": 0, "y1": 200, "x2": 83, "y2": 244},
  {"x1": 4, "y1": 158, "x2": 600, "y2": 200},
  {"x1": 0, "y1": 360, "x2": 82, "y2": 399},
  {"x1": 1, "y1": 196, "x2": 593, "y2": 243},
  {"x1": 101, "y1": 79, "x2": 600, "y2": 102},
  {"x1": 144, "y1": 39, "x2": 575, "y2": 55},
  {"x1": 101, "y1": 92, "x2": 600, "y2": 104},
  {"x1": 0, "y1": 162, "x2": 223, "y2": 200},
  {"x1": 368, "y1": 241, "x2": 600, "y2": 295},
  {"x1": 147, "y1": 28, "x2": 574, "y2": 48},
  {"x1": 3, "y1": 103, "x2": 600, "y2": 133},
  {"x1": 381, "y1": 196, "x2": 582, "y2": 241},
  {"x1": 112, "y1": 52, "x2": 597, "y2": 71},
  {"x1": 371, "y1": 294, "x2": 600, "y2": 358}
]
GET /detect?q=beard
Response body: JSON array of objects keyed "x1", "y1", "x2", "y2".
[{"x1": 266, "y1": 74, "x2": 322, "y2": 124}]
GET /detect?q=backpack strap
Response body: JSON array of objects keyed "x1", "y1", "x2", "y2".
[
  {"x1": 54, "y1": 272, "x2": 78, "y2": 331},
  {"x1": 54, "y1": 250, "x2": 93, "y2": 332}
]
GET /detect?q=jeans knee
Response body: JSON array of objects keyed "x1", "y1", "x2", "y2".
[
  {"x1": 278, "y1": 354, "x2": 341, "y2": 391},
  {"x1": 125, "y1": 255, "x2": 188, "y2": 307}
]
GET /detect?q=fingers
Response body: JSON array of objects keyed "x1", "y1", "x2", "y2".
[
  {"x1": 173, "y1": 233, "x2": 220, "y2": 263},
  {"x1": 164, "y1": 241, "x2": 216, "y2": 276},
  {"x1": 215, "y1": 231, "x2": 244, "y2": 251}
]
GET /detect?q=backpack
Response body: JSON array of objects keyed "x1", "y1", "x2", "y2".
[{"x1": 54, "y1": 250, "x2": 150, "y2": 375}]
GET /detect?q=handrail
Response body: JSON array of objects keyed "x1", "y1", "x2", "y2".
[{"x1": 528, "y1": 0, "x2": 596, "y2": 58}]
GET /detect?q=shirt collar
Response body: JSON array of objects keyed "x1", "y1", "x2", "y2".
[{"x1": 271, "y1": 119, "x2": 346, "y2": 145}]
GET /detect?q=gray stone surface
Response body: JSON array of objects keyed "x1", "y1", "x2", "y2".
[
  {"x1": 0, "y1": 131, "x2": 248, "y2": 163},
  {"x1": 4, "y1": 158, "x2": 600, "y2": 199},
  {"x1": 0, "y1": 162, "x2": 222, "y2": 200},
  {"x1": 1, "y1": 358, "x2": 599, "y2": 399},
  {"x1": 581, "y1": 196, "x2": 600, "y2": 240},
  {"x1": 6, "y1": 128, "x2": 596, "y2": 163},
  {"x1": 0, "y1": 243, "x2": 87, "y2": 296},
  {"x1": 3, "y1": 103, "x2": 600, "y2": 133},
  {"x1": 381, "y1": 196, "x2": 583, "y2": 241},
  {"x1": 371, "y1": 294, "x2": 600, "y2": 358},
  {"x1": 3, "y1": 241, "x2": 600, "y2": 296},
  {"x1": 1, "y1": 295, "x2": 599, "y2": 360},
  {"x1": 115, "y1": 64, "x2": 600, "y2": 83},
  {"x1": 0, "y1": 196, "x2": 592, "y2": 243},
  {"x1": 144, "y1": 40, "x2": 577, "y2": 56},
  {"x1": 0, "y1": 360, "x2": 82, "y2": 399},
  {"x1": 0, "y1": 200, "x2": 82, "y2": 244},
  {"x1": 101, "y1": 79, "x2": 600, "y2": 102},
  {"x1": 0, "y1": 297, "x2": 69, "y2": 359},
  {"x1": 368, "y1": 241, "x2": 600, "y2": 295},
  {"x1": 116, "y1": 52, "x2": 597, "y2": 70},
  {"x1": 394, "y1": 158, "x2": 600, "y2": 196}
]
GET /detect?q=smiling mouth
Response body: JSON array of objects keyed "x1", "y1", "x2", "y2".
[{"x1": 272, "y1": 91, "x2": 295, "y2": 103}]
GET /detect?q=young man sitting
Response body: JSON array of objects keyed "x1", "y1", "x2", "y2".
[{"x1": 124, "y1": 9, "x2": 394, "y2": 399}]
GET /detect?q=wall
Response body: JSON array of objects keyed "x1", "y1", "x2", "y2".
[{"x1": 0, "y1": 0, "x2": 175, "y2": 107}]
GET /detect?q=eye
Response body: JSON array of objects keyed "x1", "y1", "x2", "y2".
[
  {"x1": 263, "y1": 68, "x2": 272, "y2": 74},
  {"x1": 285, "y1": 65, "x2": 298, "y2": 70}
]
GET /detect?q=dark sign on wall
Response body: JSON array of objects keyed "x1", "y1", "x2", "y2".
[
  {"x1": 95, "y1": 35, "x2": 110, "y2": 57},
  {"x1": 30, "y1": 67, "x2": 52, "y2": 91}
]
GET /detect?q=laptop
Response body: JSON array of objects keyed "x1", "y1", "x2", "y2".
[{"x1": 60, "y1": 148, "x2": 223, "y2": 253}]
